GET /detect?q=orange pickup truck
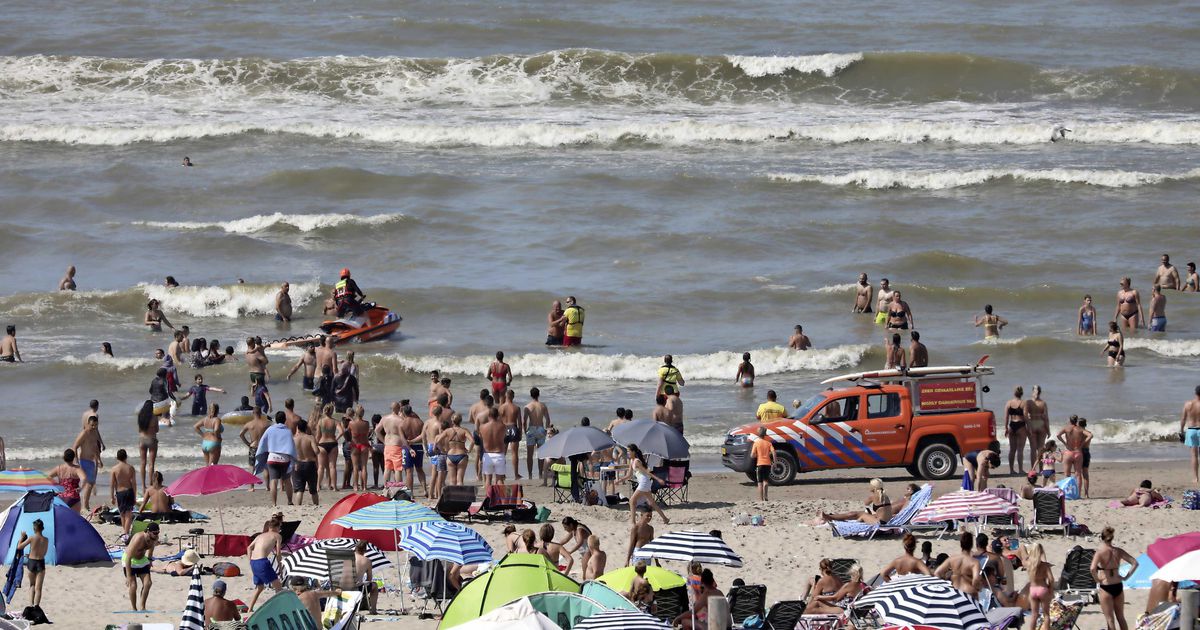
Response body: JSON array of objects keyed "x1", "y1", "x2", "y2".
[{"x1": 721, "y1": 364, "x2": 997, "y2": 484}]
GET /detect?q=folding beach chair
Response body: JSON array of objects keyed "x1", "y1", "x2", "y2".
[
  {"x1": 1057, "y1": 546, "x2": 1097, "y2": 606},
  {"x1": 1047, "y1": 597, "x2": 1084, "y2": 630},
  {"x1": 550, "y1": 463, "x2": 575, "y2": 503},
  {"x1": 436, "y1": 485, "x2": 477, "y2": 521},
  {"x1": 983, "y1": 488, "x2": 1023, "y2": 534},
  {"x1": 985, "y1": 607, "x2": 1025, "y2": 630},
  {"x1": 762, "y1": 600, "x2": 806, "y2": 630},
  {"x1": 831, "y1": 484, "x2": 939, "y2": 540},
  {"x1": 727, "y1": 584, "x2": 767, "y2": 626},
  {"x1": 830, "y1": 558, "x2": 858, "y2": 583},
  {"x1": 654, "y1": 462, "x2": 689, "y2": 506},
  {"x1": 1135, "y1": 602, "x2": 1179, "y2": 630},
  {"x1": 1031, "y1": 488, "x2": 1068, "y2": 535},
  {"x1": 651, "y1": 586, "x2": 687, "y2": 624},
  {"x1": 322, "y1": 590, "x2": 363, "y2": 630},
  {"x1": 796, "y1": 614, "x2": 843, "y2": 630}
]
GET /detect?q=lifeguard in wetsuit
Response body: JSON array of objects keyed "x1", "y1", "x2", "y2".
[{"x1": 333, "y1": 268, "x2": 365, "y2": 318}]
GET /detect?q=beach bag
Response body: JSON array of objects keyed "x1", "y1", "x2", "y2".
[
  {"x1": 209, "y1": 561, "x2": 241, "y2": 577},
  {"x1": 1056, "y1": 476, "x2": 1080, "y2": 500},
  {"x1": 535, "y1": 506, "x2": 551, "y2": 523},
  {"x1": 21, "y1": 605, "x2": 49, "y2": 625},
  {"x1": 742, "y1": 615, "x2": 765, "y2": 629},
  {"x1": 511, "y1": 500, "x2": 538, "y2": 523},
  {"x1": 1182, "y1": 490, "x2": 1200, "y2": 510}
]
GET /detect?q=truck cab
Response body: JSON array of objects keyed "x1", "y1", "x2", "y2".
[{"x1": 721, "y1": 364, "x2": 996, "y2": 484}]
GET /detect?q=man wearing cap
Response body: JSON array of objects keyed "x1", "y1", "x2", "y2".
[
  {"x1": 333, "y1": 268, "x2": 365, "y2": 318},
  {"x1": 204, "y1": 579, "x2": 241, "y2": 623}
]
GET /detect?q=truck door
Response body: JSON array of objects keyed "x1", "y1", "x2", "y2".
[
  {"x1": 859, "y1": 392, "x2": 907, "y2": 465},
  {"x1": 806, "y1": 395, "x2": 883, "y2": 468}
]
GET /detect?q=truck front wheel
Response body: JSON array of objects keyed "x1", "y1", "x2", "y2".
[
  {"x1": 769, "y1": 451, "x2": 798, "y2": 485},
  {"x1": 916, "y1": 443, "x2": 958, "y2": 480}
]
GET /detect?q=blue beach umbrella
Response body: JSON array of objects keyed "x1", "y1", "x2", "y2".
[
  {"x1": 331, "y1": 500, "x2": 442, "y2": 530},
  {"x1": 399, "y1": 520, "x2": 494, "y2": 565},
  {"x1": 1124, "y1": 553, "x2": 1197, "y2": 590}
]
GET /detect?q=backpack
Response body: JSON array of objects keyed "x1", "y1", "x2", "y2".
[
  {"x1": 1183, "y1": 489, "x2": 1200, "y2": 510},
  {"x1": 22, "y1": 605, "x2": 50, "y2": 625},
  {"x1": 208, "y1": 561, "x2": 241, "y2": 577}
]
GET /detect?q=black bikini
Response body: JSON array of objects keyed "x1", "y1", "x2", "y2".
[{"x1": 1006, "y1": 406, "x2": 1025, "y2": 431}]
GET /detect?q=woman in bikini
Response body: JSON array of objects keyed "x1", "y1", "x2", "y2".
[
  {"x1": 1023, "y1": 385, "x2": 1050, "y2": 471},
  {"x1": 1025, "y1": 542, "x2": 1055, "y2": 630},
  {"x1": 192, "y1": 403, "x2": 224, "y2": 466},
  {"x1": 1005, "y1": 386, "x2": 1027, "y2": 475},
  {"x1": 805, "y1": 564, "x2": 866, "y2": 615},
  {"x1": 886, "y1": 292, "x2": 914, "y2": 330},
  {"x1": 800, "y1": 559, "x2": 845, "y2": 606},
  {"x1": 1184, "y1": 262, "x2": 1199, "y2": 293},
  {"x1": 316, "y1": 403, "x2": 340, "y2": 491},
  {"x1": 1077, "y1": 295, "x2": 1098, "y2": 335},
  {"x1": 48, "y1": 449, "x2": 86, "y2": 513},
  {"x1": 1114, "y1": 277, "x2": 1144, "y2": 331},
  {"x1": 1091, "y1": 527, "x2": 1136, "y2": 630},
  {"x1": 818, "y1": 478, "x2": 894, "y2": 524},
  {"x1": 143, "y1": 299, "x2": 173, "y2": 332},
  {"x1": 885, "y1": 333, "x2": 907, "y2": 370},
  {"x1": 962, "y1": 441, "x2": 1002, "y2": 491},
  {"x1": 435, "y1": 413, "x2": 473, "y2": 486},
  {"x1": 559, "y1": 517, "x2": 594, "y2": 577},
  {"x1": 1104, "y1": 321, "x2": 1126, "y2": 367},
  {"x1": 974, "y1": 304, "x2": 1007, "y2": 339}
]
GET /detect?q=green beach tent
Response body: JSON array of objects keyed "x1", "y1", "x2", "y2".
[
  {"x1": 581, "y1": 580, "x2": 639, "y2": 611},
  {"x1": 525, "y1": 592, "x2": 606, "y2": 629},
  {"x1": 596, "y1": 565, "x2": 686, "y2": 592},
  {"x1": 440, "y1": 553, "x2": 581, "y2": 629}
]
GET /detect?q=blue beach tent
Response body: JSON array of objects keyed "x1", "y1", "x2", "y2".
[{"x1": 0, "y1": 491, "x2": 110, "y2": 566}]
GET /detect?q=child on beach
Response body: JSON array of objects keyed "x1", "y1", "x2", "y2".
[
  {"x1": 17, "y1": 519, "x2": 48, "y2": 607},
  {"x1": 1039, "y1": 441, "x2": 1060, "y2": 484}
]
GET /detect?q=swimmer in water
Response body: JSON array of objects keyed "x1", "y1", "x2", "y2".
[
  {"x1": 789, "y1": 325, "x2": 811, "y2": 350},
  {"x1": 1114, "y1": 277, "x2": 1144, "y2": 331},
  {"x1": 1103, "y1": 322, "x2": 1125, "y2": 367},
  {"x1": 59, "y1": 265, "x2": 76, "y2": 291},
  {"x1": 1184, "y1": 262, "x2": 1199, "y2": 292},
  {"x1": 1050, "y1": 126, "x2": 1072, "y2": 142},
  {"x1": 735, "y1": 352, "x2": 754, "y2": 387},
  {"x1": 182, "y1": 157, "x2": 193, "y2": 167},
  {"x1": 1077, "y1": 295, "x2": 1097, "y2": 335},
  {"x1": 1, "y1": 325, "x2": 21, "y2": 363},
  {"x1": 853, "y1": 273, "x2": 873, "y2": 313},
  {"x1": 974, "y1": 304, "x2": 1007, "y2": 338},
  {"x1": 164, "y1": 276, "x2": 179, "y2": 288},
  {"x1": 144, "y1": 300, "x2": 174, "y2": 333},
  {"x1": 101, "y1": 342, "x2": 114, "y2": 357},
  {"x1": 1153, "y1": 253, "x2": 1181, "y2": 291},
  {"x1": 1148, "y1": 285, "x2": 1167, "y2": 332}
]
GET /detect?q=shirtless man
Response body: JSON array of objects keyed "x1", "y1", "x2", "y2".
[
  {"x1": 275, "y1": 282, "x2": 293, "y2": 322},
  {"x1": 247, "y1": 519, "x2": 283, "y2": 612},
  {"x1": 81, "y1": 399, "x2": 102, "y2": 430},
  {"x1": 1153, "y1": 254, "x2": 1181, "y2": 291},
  {"x1": 523, "y1": 387, "x2": 551, "y2": 481},
  {"x1": 315, "y1": 335, "x2": 339, "y2": 379},
  {"x1": 292, "y1": 421, "x2": 319, "y2": 505},
  {"x1": 853, "y1": 273, "x2": 873, "y2": 313},
  {"x1": 546, "y1": 300, "x2": 565, "y2": 345},
  {"x1": 875, "y1": 278, "x2": 894, "y2": 325},
  {"x1": 59, "y1": 265, "x2": 77, "y2": 291},
  {"x1": 1148, "y1": 285, "x2": 1167, "y2": 332},
  {"x1": 348, "y1": 412, "x2": 371, "y2": 493},
  {"x1": 287, "y1": 345, "x2": 317, "y2": 391},
  {"x1": 885, "y1": 333, "x2": 907, "y2": 370},
  {"x1": 245, "y1": 337, "x2": 269, "y2": 397},
  {"x1": 110, "y1": 449, "x2": 138, "y2": 539},
  {"x1": 479, "y1": 407, "x2": 507, "y2": 486},
  {"x1": 421, "y1": 410, "x2": 446, "y2": 498},
  {"x1": 934, "y1": 533, "x2": 982, "y2": 599},
  {"x1": 1114, "y1": 277, "x2": 1144, "y2": 331},
  {"x1": 73, "y1": 416, "x2": 104, "y2": 512},
  {"x1": 1, "y1": 325, "x2": 21, "y2": 362},
  {"x1": 123, "y1": 522, "x2": 159, "y2": 611},
  {"x1": 203, "y1": 581, "x2": 240, "y2": 624},
  {"x1": 282, "y1": 398, "x2": 302, "y2": 433},
  {"x1": 468, "y1": 389, "x2": 490, "y2": 427},
  {"x1": 471, "y1": 394, "x2": 494, "y2": 479},
  {"x1": 499, "y1": 390, "x2": 522, "y2": 479},
  {"x1": 167, "y1": 330, "x2": 187, "y2": 370},
  {"x1": 1182, "y1": 385, "x2": 1200, "y2": 484},
  {"x1": 488, "y1": 351, "x2": 512, "y2": 398},
  {"x1": 239, "y1": 408, "x2": 271, "y2": 476},
  {"x1": 18, "y1": 520, "x2": 48, "y2": 607},
  {"x1": 663, "y1": 386, "x2": 684, "y2": 433},
  {"x1": 909, "y1": 331, "x2": 929, "y2": 368},
  {"x1": 789, "y1": 324, "x2": 811, "y2": 350},
  {"x1": 140, "y1": 472, "x2": 172, "y2": 514},
  {"x1": 290, "y1": 577, "x2": 341, "y2": 629},
  {"x1": 626, "y1": 511, "x2": 655, "y2": 566},
  {"x1": 401, "y1": 405, "x2": 428, "y2": 496},
  {"x1": 584, "y1": 535, "x2": 606, "y2": 580},
  {"x1": 652, "y1": 394, "x2": 670, "y2": 425},
  {"x1": 427, "y1": 371, "x2": 443, "y2": 408},
  {"x1": 377, "y1": 403, "x2": 410, "y2": 486}
]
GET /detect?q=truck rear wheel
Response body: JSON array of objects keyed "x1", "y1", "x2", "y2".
[
  {"x1": 916, "y1": 443, "x2": 958, "y2": 480},
  {"x1": 769, "y1": 451, "x2": 798, "y2": 485}
]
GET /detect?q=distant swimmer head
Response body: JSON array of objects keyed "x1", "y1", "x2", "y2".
[
  {"x1": 182, "y1": 156, "x2": 193, "y2": 166},
  {"x1": 164, "y1": 276, "x2": 178, "y2": 287}
]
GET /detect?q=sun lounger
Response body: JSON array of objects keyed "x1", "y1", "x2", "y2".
[
  {"x1": 1031, "y1": 488, "x2": 1069, "y2": 535},
  {"x1": 436, "y1": 485, "x2": 478, "y2": 520},
  {"x1": 650, "y1": 586, "x2": 688, "y2": 624},
  {"x1": 986, "y1": 606, "x2": 1025, "y2": 629},
  {"x1": 831, "y1": 485, "x2": 945, "y2": 540},
  {"x1": 1136, "y1": 602, "x2": 1180, "y2": 630},
  {"x1": 727, "y1": 584, "x2": 767, "y2": 625},
  {"x1": 761, "y1": 600, "x2": 806, "y2": 630},
  {"x1": 1057, "y1": 546, "x2": 1097, "y2": 606}
]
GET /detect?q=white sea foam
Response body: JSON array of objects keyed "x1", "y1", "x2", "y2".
[
  {"x1": 139, "y1": 281, "x2": 321, "y2": 318},
  {"x1": 972, "y1": 336, "x2": 1028, "y2": 346},
  {"x1": 1085, "y1": 418, "x2": 1184, "y2": 444},
  {"x1": 377, "y1": 345, "x2": 871, "y2": 381},
  {"x1": 809, "y1": 283, "x2": 858, "y2": 294},
  {"x1": 767, "y1": 167, "x2": 1200, "y2": 190},
  {"x1": 726, "y1": 53, "x2": 863, "y2": 78},
  {"x1": 134, "y1": 212, "x2": 405, "y2": 234},
  {"x1": 1122, "y1": 337, "x2": 1200, "y2": 357},
  {"x1": 60, "y1": 353, "x2": 157, "y2": 370}
]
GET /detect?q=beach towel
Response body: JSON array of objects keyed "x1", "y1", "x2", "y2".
[
  {"x1": 254, "y1": 423, "x2": 297, "y2": 475},
  {"x1": 961, "y1": 470, "x2": 974, "y2": 491},
  {"x1": 1109, "y1": 496, "x2": 1173, "y2": 509},
  {"x1": 3, "y1": 548, "x2": 22, "y2": 604}
]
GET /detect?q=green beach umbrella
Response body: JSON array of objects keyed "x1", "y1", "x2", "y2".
[{"x1": 440, "y1": 553, "x2": 581, "y2": 629}]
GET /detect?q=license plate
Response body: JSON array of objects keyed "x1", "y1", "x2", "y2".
[{"x1": 721, "y1": 448, "x2": 727, "y2": 455}]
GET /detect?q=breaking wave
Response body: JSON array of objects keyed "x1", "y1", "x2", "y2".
[
  {"x1": 133, "y1": 212, "x2": 405, "y2": 234},
  {"x1": 767, "y1": 167, "x2": 1200, "y2": 190}
]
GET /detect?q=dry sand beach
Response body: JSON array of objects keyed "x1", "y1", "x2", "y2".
[{"x1": 38, "y1": 462, "x2": 1194, "y2": 628}]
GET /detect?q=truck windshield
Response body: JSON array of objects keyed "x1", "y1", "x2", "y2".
[{"x1": 794, "y1": 393, "x2": 827, "y2": 419}]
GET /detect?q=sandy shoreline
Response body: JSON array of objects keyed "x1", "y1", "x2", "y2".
[{"x1": 15, "y1": 460, "x2": 1197, "y2": 629}]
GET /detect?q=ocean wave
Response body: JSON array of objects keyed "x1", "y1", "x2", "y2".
[
  {"x1": 371, "y1": 345, "x2": 871, "y2": 382},
  {"x1": 7, "y1": 119, "x2": 1199, "y2": 147},
  {"x1": 133, "y1": 212, "x2": 405, "y2": 234},
  {"x1": 767, "y1": 167, "x2": 1200, "y2": 190},
  {"x1": 6, "y1": 444, "x2": 205, "y2": 465},
  {"x1": 60, "y1": 353, "x2": 157, "y2": 370},
  {"x1": 1122, "y1": 337, "x2": 1200, "y2": 357},
  {"x1": 809, "y1": 283, "x2": 859, "y2": 294},
  {"x1": 140, "y1": 281, "x2": 322, "y2": 318},
  {"x1": 1086, "y1": 418, "x2": 1185, "y2": 444},
  {"x1": 725, "y1": 53, "x2": 863, "y2": 78}
]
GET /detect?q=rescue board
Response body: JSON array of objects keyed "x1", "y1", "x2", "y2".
[{"x1": 821, "y1": 362, "x2": 992, "y2": 385}]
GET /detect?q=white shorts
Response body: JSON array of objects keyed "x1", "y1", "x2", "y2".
[{"x1": 482, "y1": 452, "x2": 507, "y2": 476}]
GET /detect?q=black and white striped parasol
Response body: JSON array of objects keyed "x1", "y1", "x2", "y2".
[
  {"x1": 575, "y1": 609, "x2": 670, "y2": 630},
  {"x1": 854, "y1": 574, "x2": 988, "y2": 630},
  {"x1": 279, "y1": 537, "x2": 391, "y2": 583},
  {"x1": 631, "y1": 530, "x2": 742, "y2": 567}
]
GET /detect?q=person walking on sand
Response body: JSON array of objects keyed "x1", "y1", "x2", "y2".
[
  {"x1": 735, "y1": 352, "x2": 755, "y2": 387},
  {"x1": 751, "y1": 426, "x2": 775, "y2": 500},
  {"x1": 1114, "y1": 277, "x2": 1144, "y2": 331},
  {"x1": 974, "y1": 304, "x2": 1007, "y2": 338},
  {"x1": 377, "y1": 402, "x2": 409, "y2": 487},
  {"x1": 909, "y1": 331, "x2": 929, "y2": 368},
  {"x1": 72, "y1": 415, "x2": 104, "y2": 513},
  {"x1": 124, "y1": 522, "x2": 160, "y2": 611},
  {"x1": 626, "y1": 511, "x2": 655, "y2": 566},
  {"x1": 110, "y1": 449, "x2": 138, "y2": 541},
  {"x1": 523, "y1": 387, "x2": 550, "y2": 481},
  {"x1": 1, "y1": 325, "x2": 21, "y2": 362},
  {"x1": 58, "y1": 265, "x2": 76, "y2": 291},
  {"x1": 625, "y1": 445, "x2": 669, "y2": 524},
  {"x1": 17, "y1": 519, "x2": 48, "y2": 607},
  {"x1": 1077, "y1": 295, "x2": 1098, "y2": 335},
  {"x1": 1148, "y1": 284, "x2": 1167, "y2": 331},
  {"x1": 247, "y1": 519, "x2": 283, "y2": 612},
  {"x1": 1091, "y1": 526, "x2": 1137, "y2": 630},
  {"x1": 1182, "y1": 385, "x2": 1200, "y2": 484},
  {"x1": 853, "y1": 273, "x2": 873, "y2": 313},
  {"x1": 788, "y1": 325, "x2": 811, "y2": 350},
  {"x1": 498, "y1": 389, "x2": 522, "y2": 480}
]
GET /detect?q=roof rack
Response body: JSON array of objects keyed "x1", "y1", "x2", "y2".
[{"x1": 820, "y1": 363, "x2": 993, "y2": 386}]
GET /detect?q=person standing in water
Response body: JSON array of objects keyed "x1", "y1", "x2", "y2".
[
  {"x1": 886, "y1": 291, "x2": 914, "y2": 330},
  {"x1": 1148, "y1": 285, "x2": 1167, "y2": 332},
  {"x1": 1077, "y1": 295, "x2": 1098, "y2": 335},
  {"x1": 487, "y1": 351, "x2": 512, "y2": 398},
  {"x1": 853, "y1": 273, "x2": 873, "y2": 313},
  {"x1": 1182, "y1": 385, "x2": 1200, "y2": 485},
  {"x1": 909, "y1": 331, "x2": 929, "y2": 368},
  {"x1": 546, "y1": 301, "x2": 565, "y2": 345},
  {"x1": 1153, "y1": 253, "x2": 1181, "y2": 291},
  {"x1": 657, "y1": 355, "x2": 684, "y2": 397},
  {"x1": 1, "y1": 325, "x2": 21, "y2": 362},
  {"x1": 974, "y1": 304, "x2": 1007, "y2": 338},
  {"x1": 275, "y1": 282, "x2": 292, "y2": 322},
  {"x1": 885, "y1": 333, "x2": 907, "y2": 370},
  {"x1": 789, "y1": 325, "x2": 811, "y2": 350},
  {"x1": 136, "y1": 401, "x2": 159, "y2": 490},
  {"x1": 1184, "y1": 262, "x2": 1198, "y2": 292},
  {"x1": 1104, "y1": 321, "x2": 1126, "y2": 367},
  {"x1": 561, "y1": 296, "x2": 585, "y2": 346},
  {"x1": 735, "y1": 352, "x2": 754, "y2": 387},
  {"x1": 874, "y1": 278, "x2": 894, "y2": 325},
  {"x1": 59, "y1": 265, "x2": 76, "y2": 291},
  {"x1": 144, "y1": 299, "x2": 174, "y2": 332},
  {"x1": 1114, "y1": 277, "x2": 1144, "y2": 331},
  {"x1": 1004, "y1": 386, "x2": 1027, "y2": 475}
]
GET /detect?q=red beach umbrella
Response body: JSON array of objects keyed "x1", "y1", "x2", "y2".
[{"x1": 314, "y1": 492, "x2": 398, "y2": 551}]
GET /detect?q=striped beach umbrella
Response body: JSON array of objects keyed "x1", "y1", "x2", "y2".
[
  {"x1": 575, "y1": 609, "x2": 670, "y2": 630},
  {"x1": 911, "y1": 490, "x2": 1017, "y2": 524},
  {"x1": 331, "y1": 499, "x2": 442, "y2": 531},
  {"x1": 398, "y1": 520, "x2": 493, "y2": 565},
  {"x1": 631, "y1": 530, "x2": 742, "y2": 567},
  {"x1": 0, "y1": 469, "x2": 61, "y2": 494},
  {"x1": 279, "y1": 538, "x2": 391, "y2": 583},
  {"x1": 178, "y1": 564, "x2": 205, "y2": 630},
  {"x1": 855, "y1": 575, "x2": 987, "y2": 630}
]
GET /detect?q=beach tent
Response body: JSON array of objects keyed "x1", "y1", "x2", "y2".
[
  {"x1": 0, "y1": 491, "x2": 109, "y2": 566},
  {"x1": 524, "y1": 592, "x2": 606, "y2": 629},
  {"x1": 581, "y1": 581, "x2": 639, "y2": 611},
  {"x1": 315, "y1": 492, "x2": 398, "y2": 551},
  {"x1": 454, "y1": 597, "x2": 561, "y2": 630},
  {"x1": 441, "y1": 554, "x2": 581, "y2": 629}
]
